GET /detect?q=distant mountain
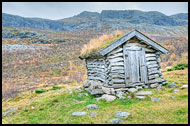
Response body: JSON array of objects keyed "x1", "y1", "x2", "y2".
[
  {"x1": 2, "y1": 10, "x2": 188, "y2": 32},
  {"x1": 99, "y1": 10, "x2": 187, "y2": 26},
  {"x1": 170, "y1": 13, "x2": 188, "y2": 20},
  {"x1": 2, "y1": 13, "x2": 67, "y2": 31}
]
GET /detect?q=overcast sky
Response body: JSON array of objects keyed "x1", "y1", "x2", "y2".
[{"x1": 2, "y1": 2, "x2": 188, "y2": 20}]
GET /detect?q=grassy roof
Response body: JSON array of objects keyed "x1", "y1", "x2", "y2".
[{"x1": 80, "y1": 30, "x2": 124, "y2": 58}]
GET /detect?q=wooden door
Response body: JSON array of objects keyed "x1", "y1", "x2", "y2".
[{"x1": 123, "y1": 46, "x2": 147, "y2": 86}]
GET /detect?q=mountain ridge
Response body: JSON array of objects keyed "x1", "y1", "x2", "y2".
[{"x1": 2, "y1": 10, "x2": 188, "y2": 32}]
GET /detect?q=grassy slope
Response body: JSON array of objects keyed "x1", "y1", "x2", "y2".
[{"x1": 2, "y1": 69, "x2": 188, "y2": 124}]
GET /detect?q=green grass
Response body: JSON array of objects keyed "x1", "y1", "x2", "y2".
[{"x1": 2, "y1": 69, "x2": 188, "y2": 124}]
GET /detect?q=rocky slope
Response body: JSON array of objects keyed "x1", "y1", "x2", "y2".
[{"x1": 2, "y1": 10, "x2": 188, "y2": 32}]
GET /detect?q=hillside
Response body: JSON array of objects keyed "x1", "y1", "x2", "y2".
[
  {"x1": 2, "y1": 10, "x2": 188, "y2": 32},
  {"x1": 2, "y1": 69, "x2": 188, "y2": 124}
]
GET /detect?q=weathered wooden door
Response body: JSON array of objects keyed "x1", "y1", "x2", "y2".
[{"x1": 123, "y1": 46, "x2": 147, "y2": 86}]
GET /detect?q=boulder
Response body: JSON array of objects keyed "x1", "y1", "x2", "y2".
[
  {"x1": 86, "y1": 104, "x2": 98, "y2": 109},
  {"x1": 151, "y1": 97, "x2": 161, "y2": 102},
  {"x1": 83, "y1": 80, "x2": 91, "y2": 88},
  {"x1": 75, "y1": 86, "x2": 82, "y2": 91},
  {"x1": 72, "y1": 112, "x2": 87, "y2": 116},
  {"x1": 73, "y1": 99, "x2": 86, "y2": 104},
  {"x1": 136, "y1": 91, "x2": 152, "y2": 96},
  {"x1": 2, "y1": 107, "x2": 17, "y2": 117},
  {"x1": 128, "y1": 88, "x2": 137, "y2": 93},
  {"x1": 89, "y1": 80, "x2": 103, "y2": 90},
  {"x1": 168, "y1": 82, "x2": 177, "y2": 88},
  {"x1": 180, "y1": 84, "x2": 188, "y2": 89},
  {"x1": 114, "y1": 111, "x2": 130, "y2": 119},
  {"x1": 136, "y1": 86, "x2": 143, "y2": 90},
  {"x1": 170, "y1": 96, "x2": 175, "y2": 99},
  {"x1": 136, "y1": 96, "x2": 146, "y2": 99},
  {"x1": 89, "y1": 112, "x2": 97, "y2": 117},
  {"x1": 67, "y1": 88, "x2": 72, "y2": 94},
  {"x1": 150, "y1": 83, "x2": 159, "y2": 88},
  {"x1": 109, "y1": 118, "x2": 122, "y2": 124},
  {"x1": 78, "y1": 93, "x2": 83, "y2": 97},
  {"x1": 102, "y1": 87, "x2": 115, "y2": 95},
  {"x1": 116, "y1": 91, "x2": 126, "y2": 99},
  {"x1": 96, "y1": 94, "x2": 116, "y2": 102},
  {"x1": 156, "y1": 84, "x2": 162, "y2": 90},
  {"x1": 91, "y1": 89, "x2": 104, "y2": 95},
  {"x1": 127, "y1": 96, "x2": 132, "y2": 99}
]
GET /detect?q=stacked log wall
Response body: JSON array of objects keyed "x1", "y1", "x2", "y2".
[
  {"x1": 86, "y1": 58, "x2": 106, "y2": 83},
  {"x1": 106, "y1": 46, "x2": 126, "y2": 88}
]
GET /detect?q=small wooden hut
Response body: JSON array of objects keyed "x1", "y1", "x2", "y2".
[{"x1": 79, "y1": 30, "x2": 168, "y2": 89}]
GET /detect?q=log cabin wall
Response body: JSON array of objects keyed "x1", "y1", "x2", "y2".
[
  {"x1": 106, "y1": 45, "x2": 125, "y2": 88},
  {"x1": 86, "y1": 58, "x2": 106, "y2": 83},
  {"x1": 105, "y1": 38, "x2": 166, "y2": 88}
]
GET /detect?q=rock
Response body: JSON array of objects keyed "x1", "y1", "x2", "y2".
[
  {"x1": 127, "y1": 96, "x2": 132, "y2": 99},
  {"x1": 116, "y1": 91, "x2": 126, "y2": 99},
  {"x1": 85, "y1": 93, "x2": 88, "y2": 96},
  {"x1": 180, "y1": 84, "x2": 188, "y2": 89},
  {"x1": 151, "y1": 97, "x2": 161, "y2": 102},
  {"x1": 89, "y1": 112, "x2": 97, "y2": 117},
  {"x1": 109, "y1": 118, "x2": 122, "y2": 124},
  {"x1": 170, "y1": 96, "x2": 175, "y2": 99},
  {"x1": 128, "y1": 88, "x2": 137, "y2": 93},
  {"x1": 136, "y1": 96, "x2": 146, "y2": 99},
  {"x1": 89, "y1": 80, "x2": 103, "y2": 90},
  {"x1": 2, "y1": 112, "x2": 13, "y2": 117},
  {"x1": 6, "y1": 107, "x2": 17, "y2": 112},
  {"x1": 144, "y1": 85, "x2": 149, "y2": 89},
  {"x1": 114, "y1": 111, "x2": 130, "y2": 119},
  {"x1": 156, "y1": 84, "x2": 162, "y2": 90},
  {"x1": 150, "y1": 83, "x2": 159, "y2": 88},
  {"x1": 2, "y1": 107, "x2": 17, "y2": 117},
  {"x1": 168, "y1": 82, "x2": 178, "y2": 88},
  {"x1": 114, "y1": 88, "x2": 128, "y2": 92},
  {"x1": 84, "y1": 80, "x2": 103, "y2": 94},
  {"x1": 136, "y1": 86, "x2": 143, "y2": 90},
  {"x1": 83, "y1": 80, "x2": 91, "y2": 88},
  {"x1": 67, "y1": 88, "x2": 72, "y2": 94},
  {"x1": 91, "y1": 89, "x2": 104, "y2": 95},
  {"x1": 102, "y1": 87, "x2": 115, "y2": 95},
  {"x1": 174, "y1": 89, "x2": 179, "y2": 92},
  {"x1": 59, "y1": 89, "x2": 64, "y2": 93},
  {"x1": 73, "y1": 99, "x2": 86, "y2": 104},
  {"x1": 86, "y1": 104, "x2": 98, "y2": 109},
  {"x1": 72, "y1": 112, "x2": 87, "y2": 116},
  {"x1": 96, "y1": 94, "x2": 116, "y2": 102},
  {"x1": 75, "y1": 86, "x2": 83, "y2": 91},
  {"x1": 136, "y1": 91, "x2": 152, "y2": 96},
  {"x1": 78, "y1": 93, "x2": 83, "y2": 97}
]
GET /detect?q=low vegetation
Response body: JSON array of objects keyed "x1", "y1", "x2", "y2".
[
  {"x1": 80, "y1": 30, "x2": 123, "y2": 57},
  {"x1": 2, "y1": 69, "x2": 188, "y2": 124},
  {"x1": 167, "y1": 63, "x2": 188, "y2": 71}
]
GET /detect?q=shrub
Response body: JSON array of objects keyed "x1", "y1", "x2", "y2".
[
  {"x1": 50, "y1": 86, "x2": 63, "y2": 90},
  {"x1": 167, "y1": 63, "x2": 188, "y2": 71},
  {"x1": 167, "y1": 68, "x2": 174, "y2": 71},
  {"x1": 35, "y1": 89, "x2": 48, "y2": 94}
]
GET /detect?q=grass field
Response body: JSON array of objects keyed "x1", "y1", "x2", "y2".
[{"x1": 2, "y1": 69, "x2": 188, "y2": 124}]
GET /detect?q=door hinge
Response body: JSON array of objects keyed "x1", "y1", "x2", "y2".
[
  {"x1": 140, "y1": 65, "x2": 145, "y2": 67},
  {"x1": 125, "y1": 54, "x2": 128, "y2": 58},
  {"x1": 126, "y1": 77, "x2": 130, "y2": 80}
]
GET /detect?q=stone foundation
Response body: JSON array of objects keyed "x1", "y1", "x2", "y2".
[{"x1": 83, "y1": 79, "x2": 167, "y2": 97}]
